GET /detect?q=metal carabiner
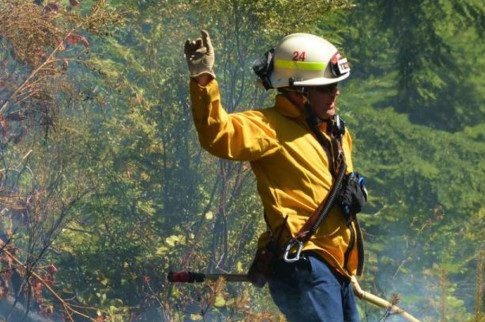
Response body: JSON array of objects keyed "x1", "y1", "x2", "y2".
[{"x1": 283, "y1": 239, "x2": 304, "y2": 263}]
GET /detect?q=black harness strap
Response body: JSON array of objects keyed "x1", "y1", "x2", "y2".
[
  {"x1": 283, "y1": 101, "x2": 348, "y2": 262},
  {"x1": 299, "y1": 102, "x2": 347, "y2": 240}
]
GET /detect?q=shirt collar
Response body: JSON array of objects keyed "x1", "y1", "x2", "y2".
[{"x1": 274, "y1": 94, "x2": 302, "y2": 118}]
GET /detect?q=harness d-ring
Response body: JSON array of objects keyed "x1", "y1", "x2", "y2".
[{"x1": 283, "y1": 239, "x2": 304, "y2": 263}]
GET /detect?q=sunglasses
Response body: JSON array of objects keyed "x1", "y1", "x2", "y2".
[{"x1": 312, "y1": 83, "x2": 339, "y2": 94}]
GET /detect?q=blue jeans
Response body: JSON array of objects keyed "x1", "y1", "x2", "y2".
[{"x1": 268, "y1": 252, "x2": 360, "y2": 322}]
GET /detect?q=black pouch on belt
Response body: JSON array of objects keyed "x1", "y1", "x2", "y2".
[{"x1": 247, "y1": 242, "x2": 279, "y2": 288}]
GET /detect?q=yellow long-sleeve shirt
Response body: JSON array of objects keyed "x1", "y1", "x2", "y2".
[{"x1": 189, "y1": 79, "x2": 363, "y2": 277}]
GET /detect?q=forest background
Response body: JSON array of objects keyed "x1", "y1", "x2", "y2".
[{"x1": 0, "y1": 0, "x2": 483, "y2": 321}]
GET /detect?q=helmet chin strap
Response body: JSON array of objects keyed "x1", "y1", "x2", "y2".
[
  {"x1": 281, "y1": 89, "x2": 323, "y2": 130},
  {"x1": 303, "y1": 100, "x2": 322, "y2": 129},
  {"x1": 302, "y1": 87, "x2": 327, "y2": 124},
  {"x1": 282, "y1": 88, "x2": 326, "y2": 127}
]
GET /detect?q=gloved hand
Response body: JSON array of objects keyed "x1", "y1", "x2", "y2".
[{"x1": 184, "y1": 30, "x2": 215, "y2": 79}]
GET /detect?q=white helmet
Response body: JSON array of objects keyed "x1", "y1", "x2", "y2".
[{"x1": 253, "y1": 33, "x2": 350, "y2": 89}]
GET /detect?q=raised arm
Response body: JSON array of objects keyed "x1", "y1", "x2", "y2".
[{"x1": 184, "y1": 31, "x2": 280, "y2": 161}]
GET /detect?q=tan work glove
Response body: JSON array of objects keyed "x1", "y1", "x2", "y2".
[{"x1": 184, "y1": 30, "x2": 216, "y2": 78}]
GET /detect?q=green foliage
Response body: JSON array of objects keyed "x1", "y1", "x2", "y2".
[
  {"x1": 1, "y1": 0, "x2": 483, "y2": 320},
  {"x1": 339, "y1": 1, "x2": 484, "y2": 319},
  {"x1": 344, "y1": 0, "x2": 485, "y2": 131}
]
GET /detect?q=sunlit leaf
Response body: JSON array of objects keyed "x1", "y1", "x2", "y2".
[
  {"x1": 214, "y1": 295, "x2": 226, "y2": 308},
  {"x1": 205, "y1": 211, "x2": 214, "y2": 220}
]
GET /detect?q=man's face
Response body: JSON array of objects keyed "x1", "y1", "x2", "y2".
[{"x1": 307, "y1": 83, "x2": 340, "y2": 121}]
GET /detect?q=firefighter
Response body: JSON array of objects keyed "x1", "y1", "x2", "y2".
[{"x1": 184, "y1": 31, "x2": 365, "y2": 321}]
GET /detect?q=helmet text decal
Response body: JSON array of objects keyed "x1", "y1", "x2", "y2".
[{"x1": 292, "y1": 51, "x2": 306, "y2": 61}]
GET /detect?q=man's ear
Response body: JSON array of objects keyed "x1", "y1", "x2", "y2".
[
  {"x1": 285, "y1": 91, "x2": 306, "y2": 108},
  {"x1": 301, "y1": 93, "x2": 310, "y2": 105}
]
